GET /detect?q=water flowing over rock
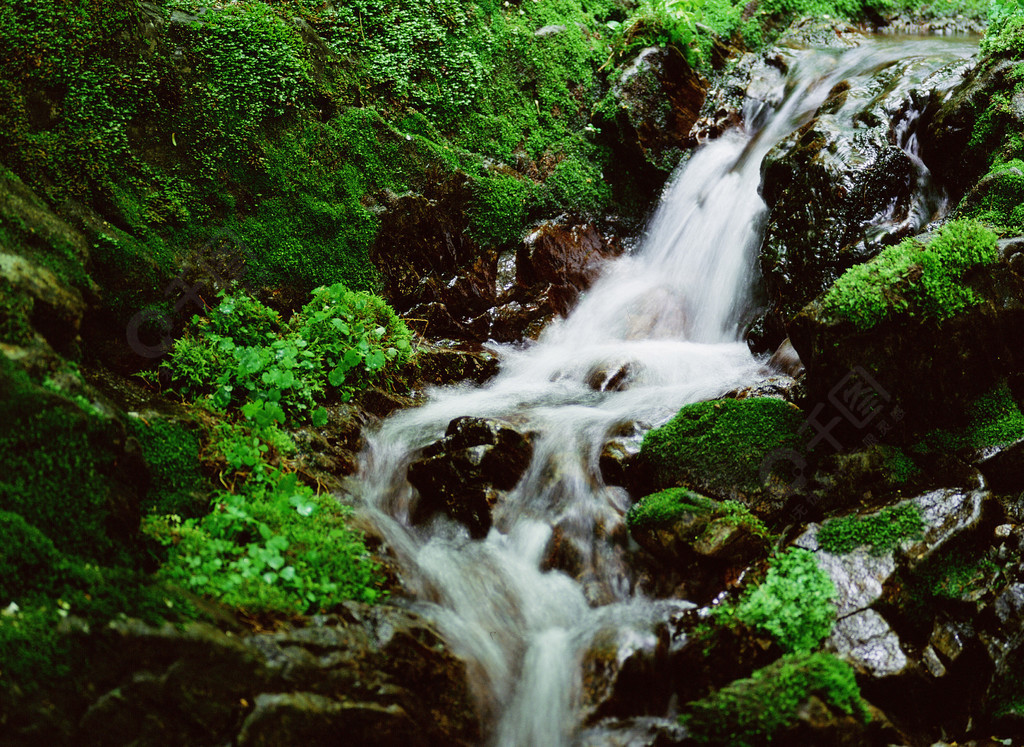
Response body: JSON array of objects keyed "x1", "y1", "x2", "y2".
[
  {"x1": 407, "y1": 416, "x2": 534, "y2": 537},
  {"x1": 757, "y1": 39, "x2": 977, "y2": 345}
]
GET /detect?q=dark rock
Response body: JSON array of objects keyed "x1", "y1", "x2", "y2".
[
  {"x1": 598, "y1": 434, "x2": 643, "y2": 489},
  {"x1": 586, "y1": 361, "x2": 638, "y2": 392},
  {"x1": 789, "y1": 255, "x2": 1024, "y2": 431},
  {"x1": 608, "y1": 46, "x2": 708, "y2": 170},
  {"x1": 976, "y1": 438, "x2": 1024, "y2": 492},
  {"x1": 408, "y1": 417, "x2": 533, "y2": 537},
  {"x1": 921, "y1": 55, "x2": 1019, "y2": 201},
  {"x1": 767, "y1": 337, "x2": 804, "y2": 377},
  {"x1": 69, "y1": 606, "x2": 480, "y2": 746},
  {"x1": 410, "y1": 345, "x2": 500, "y2": 387},
  {"x1": 236, "y1": 694, "x2": 423, "y2": 747}
]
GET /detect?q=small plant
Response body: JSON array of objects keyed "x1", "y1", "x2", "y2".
[
  {"x1": 166, "y1": 286, "x2": 412, "y2": 421},
  {"x1": 817, "y1": 503, "x2": 925, "y2": 556},
  {"x1": 146, "y1": 471, "x2": 384, "y2": 613},
  {"x1": 730, "y1": 548, "x2": 837, "y2": 652}
]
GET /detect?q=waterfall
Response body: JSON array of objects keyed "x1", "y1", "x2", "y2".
[{"x1": 356, "y1": 36, "x2": 978, "y2": 746}]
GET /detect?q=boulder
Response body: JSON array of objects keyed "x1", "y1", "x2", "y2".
[
  {"x1": 605, "y1": 46, "x2": 708, "y2": 170},
  {"x1": 69, "y1": 605, "x2": 480, "y2": 746},
  {"x1": 759, "y1": 51, "x2": 976, "y2": 344},
  {"x1": 407, "y1": 417, "x2": 534, "y2": 537}
]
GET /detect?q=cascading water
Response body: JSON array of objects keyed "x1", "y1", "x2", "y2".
[{"x1": 356, "y1": 36, "x2": 978, "y2": 746}]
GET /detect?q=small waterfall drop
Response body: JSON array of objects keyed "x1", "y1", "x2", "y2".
[{"x1": 356, "y1": 36, "x2": 978, "y2": 746}]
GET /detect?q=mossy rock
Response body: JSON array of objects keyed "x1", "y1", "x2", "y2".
[
  {"x1": 681, "y1": 652, "x2": 874, "y2": 746},
  {"x1": 627, "y1": 488, "x2": 770, "y2": 565},
  {"x1": 0, "y1": 354, "x2": 146, "y2": 564},
  {"x1": 639, "y1": 397, "x2": 808, "y2": 517},
  {"x1": 791, "y1": 222, "x2": 1024, "y2": 435}
]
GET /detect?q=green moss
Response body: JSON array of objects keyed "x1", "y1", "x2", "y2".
[
  {"x1": 730, "y1": 548, "x2": 837, "y2": 653},
  {"x1": 128, "y1": 417, "x2": 210, "y2": 517},
  {"x1": 822, "y1": 219, "x2": 999, "y2": 329},
  {"x1": 915, "y1": 380, "x2": 1024, "y2": 452},
  {"x1": 0, "y1": 510, "x2": 65, "y2": 601},
  {"x1": 627, "y1": 488, "x2": 770, "y2": 540},
  {"x1": 681, "y1": 652, "x2": 870, "y2": 746},
  {"x1": 0, "y1": 279, "x2": 34, "y2": 345},
  {"x1": 641, "y1": 397, "x2": 807, "y2": 494},
  {"x1": 0, "y1": 357, "x2": 135, "y2": 565},
  {"x1": 919, "y1": 546, "x2": 1001, "y2": 601},
  {"x1": 628, "y1": 488, "x2": 719, "y2": 529},
  {"x1": 959, "y1": 158, "x2": 1024, "y2": 231},
  {"x1": 817, "y1": 503, "x2": 924, "y2": 556},
  {"x1": 468, "y1": 170, "x2": 534, "y2": 246}
]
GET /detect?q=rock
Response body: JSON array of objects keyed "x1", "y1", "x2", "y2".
[
  {"x1": 237, "y1": 694, "x2": 421, "y2": 747},
  {"x1": 767, "y1": 337, "x2": 804, "y2": 377},
  {"x1": 411, "y1": 345, "x2": 500, "y2": 387},
  {"x1": 976, "y1": 438, "x2": 1024, "y2": 492},
  {"x1": 70, "y1": 606, "x2": 480, "y2": 746},
  {"x1": 921, "y1": 54, "x2": 1019, "y2": 200},
  {"x1": 759, "y1": 50, "x2": 976, "y2": 344},
  {"x1": 789, "y1": 251, "x2": 1024, "y2": 431},
  {"x1": 796, "y1": 525, "x2": 897, "y2": 617},
  {"x1": 586, "y1": 361, "x2": 638, "y2": 392},
  {"x1": 605, "y1": 46, "x2": 708, "y2": 170},
  {"x1": 830, "y1": 609, "x2": 909, "y2": 678},
  {"x1": 408, "y1": 417, "x2": 533, "y2": 537},
  {"x1": 516, "y1": 220, "x2": 624, "y2": 298}
]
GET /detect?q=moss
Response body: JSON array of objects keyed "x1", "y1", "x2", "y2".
[
  {"x1": 0, "y1": 356, "x2": 134, "y2": 564},
  {"x1": 822, "y1": 219, "x2": 999, "y2": 330},
  {"x1": 915, "y1": 380, "x2": 1024, "y2": 452},
  {"x1": 468, "y1": 170, "x2": 534, "y2": 247},
  {"x1": 0, "y1": 278, "x2": 34, "y2": 345},
  {"x1": 628, "y1": 488, "x2": 770, "y2": 540},
  {"x1": 918, "y1": 546, "x2": 1002, "y2": 601},
  {"x1": 681, "y1": 652, "x2": 870, "y2": 746},
  {"x1": 959, "y1": 158, "x2": 1024, "y2": 231},
  {"x1": 0, "y1": 510, "x2": 65, "y2": 601},
  {"x1": 729, "y1": 548, "x2": 837, "y2": 653},
  {"x1": 128, "y1": 417, "x2": 210, "y2": 518},
  {"x1": 817, "y1": 503, "x2": 924, "y2": 556},
  {"x1": 641, "y1": 397, "x2": 807, "y2": 494}
]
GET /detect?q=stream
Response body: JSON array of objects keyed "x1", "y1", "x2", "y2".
[{"x1": 356, "y1": 35, "x2": 979, "y2": 746}]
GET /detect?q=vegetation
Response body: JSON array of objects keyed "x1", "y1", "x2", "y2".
[
  {"x1": 681, "y1": 652, "x2": 871, "y2": 746},
  {"x1": 628, "y1": 488, "x2": 770, "y2": 538},
  {"x1": 167, "y1": 286, "x2": 412, "y2": 421},
  {"x1": 641, "y1": 397, "x2": 807, "y2": 494},
  {"x1": 729, "y1": 548, "x2": 837, "y2": 652},
  {"x1": 822, "y1": 219, "x2": 999, "y2": 329},
  {"x1": 818, "y1": 503, "x2": 925, "y2": 556},
  {"x1": 914, "y1": 380, "x2": 1024, "y2": 452}
]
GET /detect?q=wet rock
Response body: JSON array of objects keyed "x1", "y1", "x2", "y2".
[
  {"x1": 598, "y1": 432, "x2": 644, "y2": 489},
  {"x1": 796, "y1": 525, "x2": 897, "y2": 617},
  {"x1": 606, "y1": 46, "x2": 708, "y2": 170},
  {"x1": 411, "y1": 345, "x2": 500, "y2": 387},
  {"x1": 517, "y1": 220, "x2": 624, "y2": 295},
  {"x1": 237, "y1": 694, "x2": 421, "y2": 747},
  {"x1": 767, "y1": 337, "x2": 804, "y2": 377},
  {"x1": 408, "y1": 417, "x2": 533, "y2": 537},
  {"x1": 587, "y1": 361, "x2": 638, "y2": 393},
  {"x1": 976, "y1": 438, "x2": 1024, "y2": 492},
  {"x1": 830, "y1": 609, "x2": 909, "y2": 678},
  {"x1": 921, "y1": 54, "x2": 1018, "y2": 200},
  {"x1": 630, "y1": 491, "x2": 768, "y2": 567},
  {"x1": 760, "y1": 50, "x2": 976, "y2": 344}
]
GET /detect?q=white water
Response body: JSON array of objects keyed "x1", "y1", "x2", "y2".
[{"x1": 356, "y1": 37, "x2": 978, "y2": 746}]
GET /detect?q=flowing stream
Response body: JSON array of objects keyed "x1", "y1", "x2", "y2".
[{"x1": 356, "y1": 36, "x2": 978, "y2": 746}]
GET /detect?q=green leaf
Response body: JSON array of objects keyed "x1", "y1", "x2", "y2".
[{"x1": 311, "y1": 407, "x2": 329, "y2": 427}]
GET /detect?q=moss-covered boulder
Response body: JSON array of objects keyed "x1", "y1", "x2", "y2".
[
  {"x1": 638, "y1": 397, "x2": 808, "y2": 518},
  {"x1": 627, "y1": 488, "x2": 770, "y2": 566},
  {"x1": 681, "y1": 652, "x2": 883, "y2": 746},
  {"x1": 789, "y1": 220, "x2": 1024, "y2": 431}
]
